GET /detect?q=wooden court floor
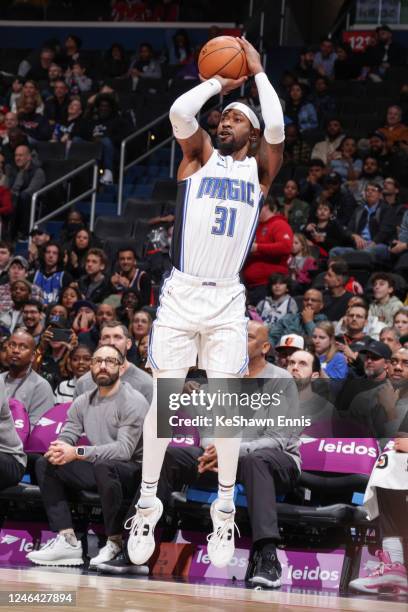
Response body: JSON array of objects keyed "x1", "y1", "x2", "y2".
[{"x1": 1, "y1": 568, "x2": 407, "y2": 612}]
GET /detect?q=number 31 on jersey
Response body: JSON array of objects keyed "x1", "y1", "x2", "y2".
[{"x1": 211, "y1": 206, "x2": 237, "y2": 237}]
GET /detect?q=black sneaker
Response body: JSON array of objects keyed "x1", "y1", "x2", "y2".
[
  {"x1": 249, "y1": 550, "x2": 282, "y2": 588},
  {"x1": 97, "y1": 547, "x2": 149, "y2": 576}
]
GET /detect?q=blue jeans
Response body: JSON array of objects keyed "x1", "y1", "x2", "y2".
[
  {"x1": 329, "y1": 243, "x2": 390, "y2": 262},
  {"x1": 71, "y1": 136, "x2": 114, "y2": 171},
  {"x1": 100, "y1": 136, "x2": 114, "y2": 171}
]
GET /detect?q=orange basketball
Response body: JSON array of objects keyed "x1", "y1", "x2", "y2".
[{"x1": 198, "y1": 36, "x2": 248, "y2": 80}]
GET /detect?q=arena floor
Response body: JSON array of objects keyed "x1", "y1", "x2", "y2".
[{"x1": 1, "y1": 566, "x2": 407, "y2": 611}]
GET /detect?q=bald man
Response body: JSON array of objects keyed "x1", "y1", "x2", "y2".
[
  {"x1": 247, "y1": 320, "x2": 292, "y2": 378},
  {"x1": 99, "y1": 321, "x2": 301, "y2": 589},
  {"x1": 1, "y1": 330, "x2": 54, "y2": 428}
]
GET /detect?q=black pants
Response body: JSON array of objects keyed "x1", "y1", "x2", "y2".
[
  {"x1": 154, "y1": 446, "x2": 299, "y2": 544},
  {"x1": 35, "y1": 456, "x2": 141, "y2": 536},
  {"x1": 0, "y1": 451, "x2": 25, "y2": 491},
  {"x1": 12, "y1": 192, "x2": 31, "y2": 238},
  {"x1": 378, "y1": 488, "x2": 408, "y2": 539}
]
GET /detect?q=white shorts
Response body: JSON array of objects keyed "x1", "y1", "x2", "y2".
[{"x1": 147, "y1": 267, "x2": 248, "y2": 375}]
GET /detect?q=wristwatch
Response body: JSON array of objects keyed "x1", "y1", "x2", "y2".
[{"x1": 75, "y1": 447, "x2": 86, "y2": 457}]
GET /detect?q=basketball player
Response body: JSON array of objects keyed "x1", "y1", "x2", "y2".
[{"x1": 126, "y1": 37, "x2": 285, "y2": 568}]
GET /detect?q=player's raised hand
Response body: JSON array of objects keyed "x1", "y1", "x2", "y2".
[
  {"x1": 236, "y1": 37, "x2": 263, "y2": 76},
  {"x1": 199, "y1": 73, "x2": 247, "y2": 95}
]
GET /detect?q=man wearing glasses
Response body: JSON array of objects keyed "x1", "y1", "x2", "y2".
[{"x1": 26, "y1": 343, "x2": 149, "y2": 568}]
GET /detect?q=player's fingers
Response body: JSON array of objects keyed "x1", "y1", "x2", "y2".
[{"x1": 236, "y1": 76, "x2": 248, "y2": 87}]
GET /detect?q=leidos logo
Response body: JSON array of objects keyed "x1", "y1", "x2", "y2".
[
  {"x1": 38, "y1": 417, "x2": 55, "y2": 427},
  {"x1": 196, "y1": 548, "x2": 247, "y2": 568},
  {"x1": 285, "y1": 564, "x2": 339, "y2": 582},
  {"x1": 171, "y1": 436, "x2": 194, "y2": 446},
  {"x1": 37, "y1": 417, "x2": 64, "y2": 433},
  {"x1": 0, "y1": 534, "x2": 54, "y2": 552},
  {"x1": 318, "y1": 440, "x2": 377, "y2": 458},
  {"x1": 1, "y1": 534, "x2": 19, "y2": 545}
]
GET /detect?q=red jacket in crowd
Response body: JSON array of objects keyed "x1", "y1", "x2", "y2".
[
  {"x1": 0, "y1": 186, "x2": 12, "y2": 217},
  {"x1": 243, "y1": 213, "x2": 293, "y2": 288}
]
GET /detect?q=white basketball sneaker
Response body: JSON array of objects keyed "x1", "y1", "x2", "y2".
[
  {"x1": 26, "y1": 534, "x2": 83, "y2": 566},
  {"x1": 89, "y1": 540, "x2": 121, "y2": 568},
  {"x1": 125, "y1": 498, "x2": 163, "y2": 565},
  {"x1": 207, "y1": 501, "x2": 239, "y2": 568},
  {"x1": 349, "y1": 550, "x2": 408, "y2": 594}
]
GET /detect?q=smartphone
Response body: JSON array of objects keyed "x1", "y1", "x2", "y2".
[
  {"x1": 51, "y1": 328, "x2": 71, "y2": 343},
  {"x1": 335, "y1": 334, "x2": 345, "y2": 343}
]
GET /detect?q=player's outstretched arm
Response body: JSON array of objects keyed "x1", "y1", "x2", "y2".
[
  {"x1": 237, "y1": 38, "x2": 284, "y2": 194},
  {"x1": 169, "y1": 75, "x2": 247, "y2": 180}
]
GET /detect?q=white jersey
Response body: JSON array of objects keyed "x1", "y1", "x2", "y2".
[{"x1": 170, "y1": 149, "x2": 263, "y2": 279}]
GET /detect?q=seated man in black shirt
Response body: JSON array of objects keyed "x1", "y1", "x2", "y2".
[
  {"x1": 322, "y1": 260, "x2": 354, "y2": 322},
  {"x1": 78, "y1": 248, "x2": 113, "y2": 304}
]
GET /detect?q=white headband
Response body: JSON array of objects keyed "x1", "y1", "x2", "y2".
[{"x1": 222, "y1": 102, "x2": 260, "y2": 130}]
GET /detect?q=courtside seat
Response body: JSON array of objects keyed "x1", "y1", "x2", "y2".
[
  {"x1": 172, "y1": 490, "x2": 357, "y2": 528},
  {"x1": 0, "y1": 483, "x2": 118, "y2": 510},
  {"x1": 0, "y1": 482, "x2": 41, "y2": 503},
  {"x1": 275, "y1": 502, "x2": 354, "y2": 527},
  {"x1": 299, "y1": 471, "x2": 369, "y2": 494},
  {"x1": 0, "y1": 483, "x2": 100, "y2": 506}
]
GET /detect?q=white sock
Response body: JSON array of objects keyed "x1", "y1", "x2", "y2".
[
  {"x1": 383, "y1": 537, "x2": 404, "y2": 565},
  {"x1": 216, "y1": 481, "x2": 235, "y2": 513},
  {"x1": 139, "y1": 479, "x2": 159, "y2": 509},
  {"x1": 60, "y1": 529, "x2": 77, "y2": 547},
  {"x1": 207, "y1": 371, "x2": 241, "y2": 516},
  {"x1": 138, "y1": 368, "x2": 188, "y2": 509}
]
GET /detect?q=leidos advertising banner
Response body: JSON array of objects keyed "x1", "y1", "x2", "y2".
[
  {"x1": 300, "y1": 436, "x2": 379, "y2": 475},
  {"x1": 0, "y1": 522, "x2": 54, "y2": 564},
  {"x1": 179, "y1": 531, "x2": 344, "y2": 588},
  {"x1": 188, "y1": 543, "x2": 345, "y2": 589}
]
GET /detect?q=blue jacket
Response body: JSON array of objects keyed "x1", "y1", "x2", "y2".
[
  {"x1": 269, "y1": 312, "x2": 327, "y2": 346},
  {"x1": 319, "y1": 352, "x2": 348, "y2": 380},
  {"x1": 297, "y1": 103, "x2": 318, "y2": 132}
]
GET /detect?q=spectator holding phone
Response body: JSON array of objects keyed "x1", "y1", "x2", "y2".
[{"x1": 33, "y1": 317, "x2": 78, "y2": 390}]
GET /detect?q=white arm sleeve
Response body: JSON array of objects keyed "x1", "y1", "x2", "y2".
[
  {"x1": 254, "y1": 72, "x2": 285, "y2": 144},
  {"x1": 169, "y1": 78, "x2": 222, "y2": 140}
]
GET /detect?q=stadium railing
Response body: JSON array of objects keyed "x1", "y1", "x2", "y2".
[{"x1": 29, "y1": 158, "x2": 99, "y2": 237}]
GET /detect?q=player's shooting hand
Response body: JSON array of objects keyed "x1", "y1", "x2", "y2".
[
  {"x1": 236, "y1": 37, "x2": 263, "y2": 76},
  {"x1": 203, "y1": 74, "x2": 248, "y2": 95}
]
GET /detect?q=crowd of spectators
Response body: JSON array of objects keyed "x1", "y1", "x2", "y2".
[{"x1": 0, "y1": 22, "x2": 407, "y2": 591}]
